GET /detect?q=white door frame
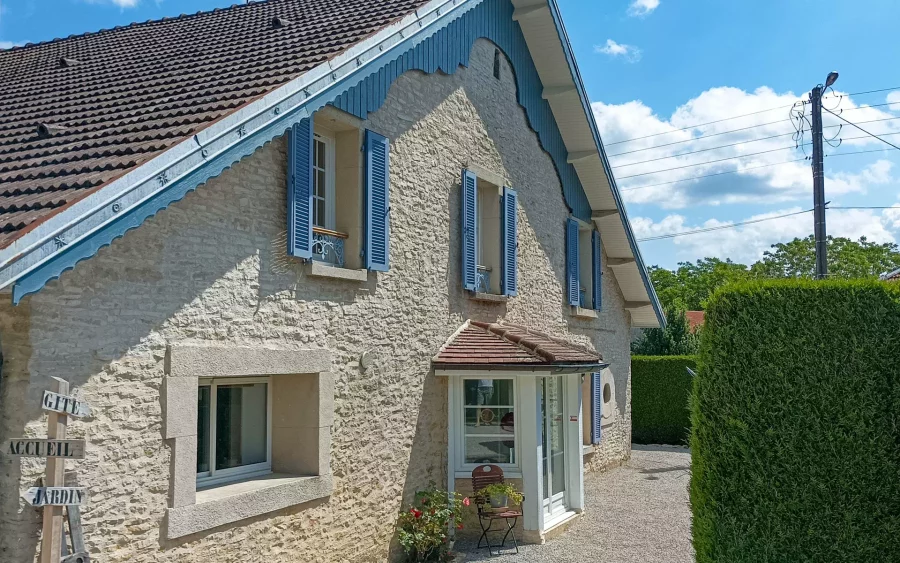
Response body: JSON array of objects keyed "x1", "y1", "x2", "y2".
[{"x1": 443, "y1": 371, "x2": 585, "y2": 534}]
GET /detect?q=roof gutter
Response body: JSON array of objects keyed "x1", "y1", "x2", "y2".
[{"x1": 433, "y1": 361, "x2": 609, "y2": 374}]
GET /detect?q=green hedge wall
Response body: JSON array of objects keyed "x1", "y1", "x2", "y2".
[
  {"x1": 691, "y1": 280, "x2": 900, "y2": 563},
  {"x1": 631, "y1": 355, "x2": 696, "y2": 445}
]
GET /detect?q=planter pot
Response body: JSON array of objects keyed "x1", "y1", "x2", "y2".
[{"x1": 489, "y1": 494, "x2": 508, "y2": 510}]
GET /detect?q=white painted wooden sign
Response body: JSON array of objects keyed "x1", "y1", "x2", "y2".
[
  {"x1": 21, "y1": 487, "x2": 86, "y2": 507},
  {"x1": 41, "y1": 390, "x2": 91, "y2": 418},
  {"x1": 6, "y1": 439, "x2": 86, "y2": 459}
]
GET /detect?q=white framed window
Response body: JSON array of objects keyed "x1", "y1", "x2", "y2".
[
  {"x1": 312, "y1": 130, "x2": 336, "y2": 230},
  {"x1": 452, "y1": 377, "x2": 519, "y2": 472},
  {"x1": 196, "y1": 377, "x2": 272, "y2": 488}
]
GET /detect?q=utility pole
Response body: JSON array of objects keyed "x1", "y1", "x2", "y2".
[{"x1": 809, "y1": 71, "x2": 838, "y2": 280}]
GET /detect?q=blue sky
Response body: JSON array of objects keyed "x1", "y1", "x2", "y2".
[{"x1": 2, "y1": 0, "x2": 899, "y2": 269}]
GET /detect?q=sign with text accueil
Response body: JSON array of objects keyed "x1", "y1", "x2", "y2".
[
  {"x1": 7, "y1": 439, "x2": 86, "y2": 459},
  {"x1": 41, "y1": 390, "x2": 91, "y2": 418},
  {"x1": 21, "y1": 487, "x2": 86, "y2": 507}
]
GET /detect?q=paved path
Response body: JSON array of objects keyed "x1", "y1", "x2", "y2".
[{"x1": 455, "y1": 445, "x2": 694, "y2": 562}]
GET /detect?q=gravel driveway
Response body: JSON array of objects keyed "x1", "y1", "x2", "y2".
[{"x1": 455, "y1": 445, "x2": 694, "y2": 562}]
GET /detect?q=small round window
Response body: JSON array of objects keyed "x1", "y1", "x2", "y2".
[{"x1": 603, "y1": 383, "x2": 611, "y2": 403}]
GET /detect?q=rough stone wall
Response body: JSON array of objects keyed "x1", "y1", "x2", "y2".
[{"x1": 0, "y1": 38, "x2": 632, "y2": 563}]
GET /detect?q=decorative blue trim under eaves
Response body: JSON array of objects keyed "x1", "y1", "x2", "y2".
[{"x1": 9, "y1": 0, "x2": 594, "y2": 304}]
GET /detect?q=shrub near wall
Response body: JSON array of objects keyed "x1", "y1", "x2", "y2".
[
  {"x1": 691, "y1": 280, "x2": 900, "y2": 563},
  {"x1": 631, "y1": 355, "x2": 695, "y2": 445}
]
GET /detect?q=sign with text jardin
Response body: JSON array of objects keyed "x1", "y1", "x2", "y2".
[
  {"x1": 41, "y1": 390, "x2": 91, "y2": 418},
  {"x1": 7, "y1": 439, "x2": 86, "y2": 459},
  {"x1": 21, "y1": 487, "x2": 86, "y2": 507}
]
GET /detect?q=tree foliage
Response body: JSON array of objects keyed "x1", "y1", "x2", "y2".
[
  {"x1": 649, "y1": 235, "x2": 900, "y2": 312},
  {"x1": 632, "y1": 303, "x2": 700, "y2": 356}
]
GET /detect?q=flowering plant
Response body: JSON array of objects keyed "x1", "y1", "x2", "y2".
[{"x1": 397, "y1": 486, "x2": 469, "y2": 562}]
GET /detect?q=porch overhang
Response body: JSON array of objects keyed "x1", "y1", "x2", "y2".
[{"x1": 433, "y1": 320, "x2": 606, "y2": 376}]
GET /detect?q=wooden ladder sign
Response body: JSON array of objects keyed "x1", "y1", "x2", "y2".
[
  {"x1": 21, "y1": 487, "x2": 86, "y2": 507},
  {"x1": 60, "y1": 505, "x2": 90, "y2": 563}
]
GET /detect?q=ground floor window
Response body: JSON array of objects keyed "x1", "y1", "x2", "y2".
[
  {"x1": 461, "y1": 378, "x2": 517, "y2": 466},
  {"x1": 197, "y1": 377, "x2": 271, "y2": 486}
]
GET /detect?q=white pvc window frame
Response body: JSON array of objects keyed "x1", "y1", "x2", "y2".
[
  {"x1": 312, "y1": 129, "x2": 336, "y2": 231},
  {"x1": 196, "y1": 376, "x2": 273, "y2": 488},
  {"x1": 451, "y1": 376, "x2": 521, "y2": 476}
]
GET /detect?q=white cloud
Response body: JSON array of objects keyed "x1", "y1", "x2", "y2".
[
  {"x1": 633, "y1": 205, "x2": 900, "y2": 264},
  {"x1": 82, "y1": 0, "x2": 140, "y2": 7},
  {"x1": 592, "y1": 86, "x2": 900, "y2": 208},
  {"x1": 594, "y1": 39, "x2": 641, "y2": 62},
  {"x1": 628, "y1": 0, "x2": 659, "y2": 17},
  {"x1": 0, "y1": 40, "x2": 27, "y2": 50},
  {"x1": 886, "y1": 91, "x2": 900, "y2": 106}
]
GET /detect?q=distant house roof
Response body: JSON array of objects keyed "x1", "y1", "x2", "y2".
[
  {"x1": 685, "y1": 310, "x2": 705, "y2": 331},
  {"x1": 881, "y1": 268, "x2": 900, "y2": 281},
  {"x1": 433, "y1": 320, "x2": 605, "y2": 371},
  {"x1": 0, "y1": 0, "x2": 425, "y2": 248}
]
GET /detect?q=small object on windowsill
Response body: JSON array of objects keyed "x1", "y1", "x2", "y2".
[{"x1": 572, "y1": 306, "x2": 598, "y2": 319}]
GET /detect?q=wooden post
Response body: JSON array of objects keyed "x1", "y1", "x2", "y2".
[{"x1": 41, "y1": 377, "x2": 68, "y2": 563}]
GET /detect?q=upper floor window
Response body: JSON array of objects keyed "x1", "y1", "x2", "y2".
[
  {"x1": 566, "y1": 218, "x2": 602, "y2": 311},
  {"x1": 286, "y1": 107, "x2": 390, "y2": 272},
  {"x1": 461, "y1": 168, "x2": 517, "y2": 296}
]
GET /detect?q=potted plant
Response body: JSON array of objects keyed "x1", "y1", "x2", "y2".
[
  {"x1": 397, "y1": 486, "x2": 470, "y2": 562},
  {"x1": 480, "y1": 482, "x2": 524, "y2": 511}
]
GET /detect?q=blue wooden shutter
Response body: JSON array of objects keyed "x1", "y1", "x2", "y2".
[
  {"x1": 287, "y1": 119, "x2": 313, "y2": 259},
  {"x1": 501, "y1": 186, "x2": 518, "y2": 296},
  {"x1": 591, "y1": 372, "x2": 602, "y2": 444},
  {"x1": 364, "y1": 129, "x2": 390, "y2": 271},
  {"x1": 592, "y1": 230, "x2": 602, "y2": 310},
  {"x1": 461, "y1": 170, "x2": 477, "y2": 292},
  {"x1": 566, "y1": 218, "x2": 579, "y2": 306}
]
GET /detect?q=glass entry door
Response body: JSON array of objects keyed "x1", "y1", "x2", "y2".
[{"x1": 540, "y1": 376, "x2": 568, "y2": 521}]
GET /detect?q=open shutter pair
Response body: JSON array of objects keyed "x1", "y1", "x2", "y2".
[
  {"x1": 591, "y1": 372, "x2": 602, "y2": 444},
  {"x1": 287, "y1": 119, "x2": 390, "y2": 271},
  {"x1": 460, "y1": 170, "x2": 517, "y2": 295},
  {"x1": 565, "y1": 218, "x2": 603, "y2": 310}
]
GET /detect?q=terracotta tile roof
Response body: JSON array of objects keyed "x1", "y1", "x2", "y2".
[
  {"x1": 685, "y1": 310, "x2": 705, "y2": 331},
  {"x1": 0, "y1": 0, "x2": 427, "y2": 248},
  {"x1": 433, "y1": 321, "x2": 603, "y2": 368}
]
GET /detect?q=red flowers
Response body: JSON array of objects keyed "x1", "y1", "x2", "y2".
[
  {"x1": 457, "y1": 523, "x2": 464, "y2": 529},
  {"x1": 462, "y1": 497, "x2": 471, "y2": 506},
  {"x1": 410, "y1": 508, "x2": 423, "y2": 519}
]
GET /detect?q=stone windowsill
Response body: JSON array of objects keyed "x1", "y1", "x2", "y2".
[
  {"x1": 306, "y1": 261, "x2": 368, "y2": 282},
  {"x1": 166, "y1": 473, "x2": 333, "y2": 539},
  {"x1": 470, "y1": 291, "x2": 508, "y2": 303},
  {"x1": 571, "y1": 306, "x2": 598, "y2": 319}
]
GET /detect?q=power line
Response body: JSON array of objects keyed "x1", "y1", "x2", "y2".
[
  {"x1": 618, "y1": 147, "x2": 897, "y2": 193},
  {"x1": 825, "y1": 86, "x2": 900, "y2": 99},
  {"x1": 823, "y1": 107, "x2": 900, "y2": 151},
  {"x1": 604, "y1": 105, "x2": 796, "y2": 146},
  {"x1": 828, "y1": 206, "x2": 900, "y2": 210},
  {"x1": 637, "y1": 208, "x2": 813, "y2": 242},
  {"x1": 607, "y1": 115, "x2": 900, "y2": 159},
  {"x1": 620, "y1": 158, "x2": 808, "y2": 192},
  {"x1": 609, "y1": 131, "x2": 797, "y2": 165},
  {"x1": 617, "y1": 145, "x2": 801, "y2": 179}
]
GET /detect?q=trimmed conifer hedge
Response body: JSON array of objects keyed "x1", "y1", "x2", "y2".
[
  {"x1": 631, "y1": 355, "x2": 695, "y2": 445},
  {"x1": 691, "y1": 280, "x2": 900, "y2": 562}
]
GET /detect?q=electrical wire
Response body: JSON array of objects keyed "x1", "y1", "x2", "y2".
[
  {"x1": 636, "y1": 208, "x2": 813, "y2": 242},
  {"x1": 603, "y1": 105, "x2": 797, "y2": 145},
  {"x1": 823, "y1": 107, "x2": 900, "y2": 151},
  {"x1": 828, "y1": 206, "x2": 900, "y2": 210},
  {"x1": 825, "y1": 86, "x2": 900, "y2": 99},
  {"x1": 619, "y1": 147, "x2": 898, "y2": 193},
  {"x1": 620, "y1": 158, "x2": 808, "y2": 192},
  {"x1": 616, "y1": 145, "x2": 802, "y2": 179}
]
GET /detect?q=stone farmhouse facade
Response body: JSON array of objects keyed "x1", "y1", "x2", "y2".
[{"x1": 0, "y1": 0, "x2": 662, "y2": 561}]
